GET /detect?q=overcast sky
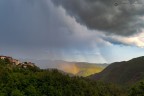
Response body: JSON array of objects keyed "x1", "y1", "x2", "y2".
[{"x1": 0, "y1": 0, "x2": 144, "y2": 63}]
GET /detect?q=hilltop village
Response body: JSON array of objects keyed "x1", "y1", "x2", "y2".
[{"x1": 0, "y1": 55, "x2": 35, "y2": 68}]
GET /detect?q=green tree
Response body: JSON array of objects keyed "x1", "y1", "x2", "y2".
[
  {"x1": 129, "y1": 81, "x2": 144, "y2": 96},
  {"x1": 24, "y1": 85, "x2": 39, "y2": 96},
  {"x1": 4, "y1": 58, "x2": 10, "y2": 64},
  {"x1": 11, "y1": 89, "x2": 24, "y2": 96}
]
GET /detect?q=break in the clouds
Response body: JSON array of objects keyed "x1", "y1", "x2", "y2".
[
  {"x1": 52, "y1": 0, "x2": 144, "y2": 36},
  {"x1": 0, "y1": 0, "x2": 143, "y2": 64}
]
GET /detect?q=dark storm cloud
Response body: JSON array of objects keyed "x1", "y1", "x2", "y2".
[
  {"x1": 52, "y1": 0, "x2": 144, "y2": 36},
  {"x1": 0, "y1": 0, "x2": 143, "y2": 64},
  {"x1": 0, "y1": 0, "x2": 66, "y2": 47},
  {"x1": 0, "y1": 0, "x2": 98, "y2": 49}
]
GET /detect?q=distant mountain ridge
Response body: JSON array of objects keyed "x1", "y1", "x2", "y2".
[
  {"x1": 20, "y1": 59, "x2": 108, "y2": 77},
  {"x1": 89, "y1": 56, "x2": 144, "y2": 85}
]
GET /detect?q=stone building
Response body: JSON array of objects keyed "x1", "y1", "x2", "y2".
[
  {"x1": 0, "y1": 56, "x2": 12, "y2": 60},
  {"x1": 0, "y1": 56, "x2": 20, "y2": 65},
  {"x1": 12, "y1": 59, "x2": 20, "y2": 65}
]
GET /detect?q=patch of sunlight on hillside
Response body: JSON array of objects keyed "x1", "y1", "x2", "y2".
[
  {"x1": 58, "y1": 63, "x2": 80, "y2": 74},
  {"x1": 58, "y1": 63, "x2": 105, "y2": 77},
  {"x1": 76, "y1": 67, "x2": 104, "y2": 77}
]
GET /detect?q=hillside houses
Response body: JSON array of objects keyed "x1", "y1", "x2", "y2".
[
  {"x1": 0, "y1": 56, "x2": 35, "y2": 68},
  {"x1": 19, "y1": 62, "x2": 36, "y2": 68},
  {"x1": 0, "y1": 56, "x2": 20, "y2": 65}
]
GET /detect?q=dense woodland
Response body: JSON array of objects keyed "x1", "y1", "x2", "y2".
[{"x1": 0, "y1": 58, "x2": 143, "y2": 96}]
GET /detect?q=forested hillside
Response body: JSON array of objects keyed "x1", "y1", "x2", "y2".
[
  {"x1": 0, "y1": 58, "x2": 124, "y2": 96},
  {"x1": 0, "y1": 57, "x2": 144, "y2": 96},
  {"x1": 89, "y1": 56, "x2": 144, "y2": 85}
]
